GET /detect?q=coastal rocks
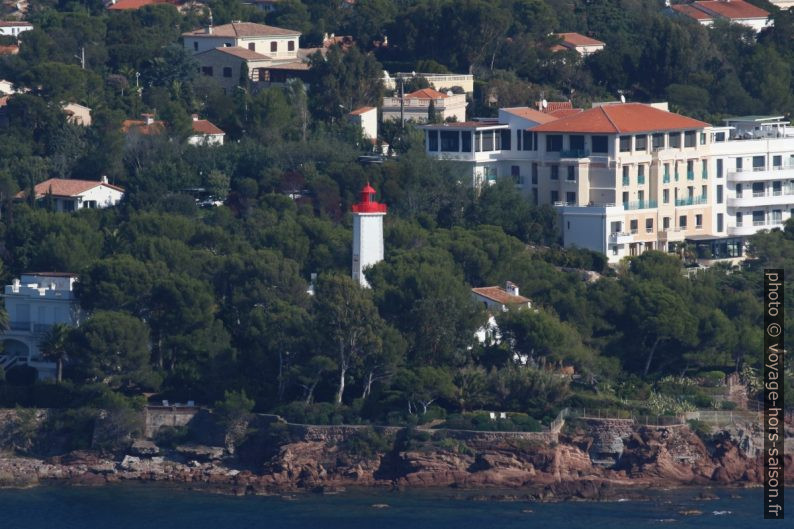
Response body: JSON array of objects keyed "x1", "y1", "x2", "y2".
[
  {"x1": 175, "y1": 445, "x2": 225, "y2": 462},
  {"x1": 130, "y1": 440, "x2": 160, "y2": 457}
]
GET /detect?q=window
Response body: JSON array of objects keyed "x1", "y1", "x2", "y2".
[
  {"x1": 567, "y1": 166, "x2": 576, "y2": 181},
  {"x1": 714, "y1": 131, "x2": 725, "y2": 142},
  {"x1": 611, "y1": 221, "x2": 622, "y2": 234},
  {"x1": 223, "y1": 67, "x2": 232, "y2": 78},
  {"x1": 772, "y1": 209, "x2": 782, "y2": 224},
  {"x1": 736, "y1": 212, "x2": 743, "y2": 227},
  {"x1": 516, "y1": 130, "x2": 522, "y2": 150},
  {"x1": 687, "y1": 160, "x2": 694, "y2": 180},
  {"x1": 701, "y1": 185, "x2": 707, "y2": 199},
  {"x1": 546, "y1": 134, "x2": 562, "y2": 152},
  {"x1": 622, "y1": 191, "x2": 629, "y2": 205},
  {"x1": 752, "y1": 182, "x2": 764, "y2": 197},
  {"x1": 500, "y1": 130, "x2": 511, "y2": 150},
  {"x1": 679, "y1": 215, "x2": 687, "y2": 229},
  {"x1": 201, "y1": 66, "x2": 213, "y2": 76},
  {"x1": 619, "y1": 136, "x2": 631, "y2": 152},
  {"x1": 259, "y1": 68, "x2": 270, "y2": 82},
  {"x1": 591, "y1": 135, "x2": 608, "y2": 153},
  {"x1": 753, "y1": 155, "x2": 765, "y2": 170},
  {"x1": 511, "y1": 165, "x2": 522, "y2": 185},
  {"x1": 700, "y1": 132, "x2": 706, "y2": 145},
  {"x1": 773, "y1": 181, "x2": 782, "y2": 196},
  {"x1": 485, "y1": 167, "x2": 497, "y2": 183},
  {"x1": 193, "y1": 41, "x2": 198, "y2": 51},
  {"x1": 663, "y1": 189, "x2": 669, "y2": 204},
  {"x1": 248, "y1": 43, "x2": 256, "y2": 51},
  {"x1": 735, "y1": 183, "x2": 742, "y2": 198},
  {"x1": 684, "y1": 130, "x2": 695, "y2": 147},
  {"x1": 622, "y1": 165, "x2": 629, "y2": 186},
  {"x1": 774, "y1": 155, "x2": 782, "y2": 168},
  {"x1": 669, "y1": 132, "x2": 680, "y2": 148},
  {"x1": 566, "y1": 192, "x2": 576, "y2": 204},
  {"x1": 753, "y1": 210, "x2": 765, "y2": 226},
  {"x1": 461, "y1": 131, "x2": 472, "y2": 152},
  {"x1": 717, "y1": 213, "x2": 723, "y2": 232},
  {"x1": 663, "y1": 217, "x2": 671, "y2": 230},
  {"x1": 288, "y1": 41, "x2": 295, "y2": 51},
  {"x1": 702, "y1": 160, "x2": 708, "y2": 179},
  {"x1": 224, "y1": 42, "x2": 233, "y2": 47},
  {"x1": 569, "y1": 135, "x2": 585, "y2": 151},
  {"x1": 717, "y1": 159, "x2": 723, "y2": 178},
  {"x1": 638, "y1": 165, "x2": 645, "y2": 185},
  {"x1": 440, "y1": 131, "x2": 459, "y2": 152},
  {"x1": 736, "y1": 157, "x2": 743, "y2": 171},
  {"x1": 687, "y1": 186, "x2": 694, "y2": 199},
  {"x1": 646, "y1": 218, "x2": 654, "y2": 233},
  {"x1": 652, "y1": 133, "x2": 665, "y2": 150},
  {"x1": 271, "y1": 42, "x2": 278, "y2": 52},
  {"x1": 695, "y1": 214, "x2": 703, "y2": 229},
  {"x1": 482, "y1": 131, "x2": 494, "y2": 151},
  {"x1": 635, "y1": 135, "x2": 647, "y2": 151},
  {"x1": 638, "y1": 190, "x2": 644, "y2": 204},
  {"x1": 717, "y1": 184, "x2": 723, "y2": 204},
  {"x1": 550, "y1": 165, "x2": 559, "y2": 180},
  {"x1": 663, "y1": 163, "x2": 670, "y2": 183},
  {"x1": 630, "y1": 219, "x2": 638, "y2": 234},
  {"x1": 551, "y1": 190, "x2": 559, "y2": 203},
  {"x1": 428, "y1": 130, "x2": 438, "y2": 151},
  {"x1": 532, "y1": 163, "x2": 538, "y2": 184},
  {"x1": 523, "y1": 130, "x2": 534, "y2": 151}
]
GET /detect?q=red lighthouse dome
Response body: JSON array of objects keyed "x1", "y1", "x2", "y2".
[{"x1": 352, "y1": 183, "x2": 387, "y2": 213}]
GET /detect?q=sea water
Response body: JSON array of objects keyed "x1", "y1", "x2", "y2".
[{"x1": 0, "y1": 484, "x2": 787, "y2": 529}]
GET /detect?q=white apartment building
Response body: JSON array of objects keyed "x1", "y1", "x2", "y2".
[
  {"x1": 422, "y1": 102, "x2": 794, "y2": 264},
  {"x1": 0, "y1": 273, "x2": 81, "y2": 380}
]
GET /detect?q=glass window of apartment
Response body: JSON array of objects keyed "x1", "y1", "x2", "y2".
[
  {"x1": 652, "y1": 133, "x2": 665, "y2": 150},
  {"x1": 619, "y1": 136, "x2": 631, "y2": 152},
  {"x1": 494, "y1": 130, "x2": 502, "y2": 150},
  {"x1": 717, "y1": 184, "x2": 723, "y2": 203},
  {"x1": 753, "y1": 155, "x2": 765, "y2": 170},
  {"x1": 663, "y1": 163, "x2": 670, "y2": 183},
  {"x1": 611, "y1": 221, "x2": 622, "y2": 233},
  {"x1": 716, "y1": 159, "x2": 723, "y2": 178},
  {"x1": 679, "y1": 215, "x2": 687, "y2": 228},
  {"x1": 474, "y1": 131, "x2": 481, "y2": 152},
  {"x1": 773, "y1": 181, "x2": 782, "y2": 196},
  {"x1": 511, "y1": 165, "x2": 522, "y2": 185},
  {"x1": 630, "y1": 219, "x2": 638, "y2": 234},
  {"x1": 428, "y1": 130, "x2": 439, "y2": 151},
  {"x1": 686, "y1": 160, "x2": 694, "y2": 180},
  {"x1": 752, "y1": 182, "x2": 764, "y2": 197},
  {"x1": 522, "y1": 130, "x2": 533, "y2": 151},
  {"x1": 567, "y1": 166, "x2": 576, "y2": 181},
  {"x1": 772, "y1": 209, "x2": 782, "y2": 224},
  {"x1": 646, "y1": 218, "x2": 653, "y2": 233},
  {"x1": 635, "y1": 134, "x2": 647, "y2": 151},
  {"x1": 684, "y1": 130, "x2": 696, "y2": 147},
  {"x1": 663, "y1": 217, "x2": 670, "y2": 230},
  {"x1": 695, "y1": 214, "x2": 703, "y2": 229},
  {"x1": 700, "y1": 132, "x2": 706, "y2": 145},
  {"x1": 532, "y1": 163, "x2": 538, "y2": 184},
  {"x1": 774, "y1": 155, "x2": 782, "y2": 168},
  {"x1": 622, "y1": 165, "x2": 629, "y2": 186},
  {"x1": 701, "y1": 185, "x2": 707, "y2": 199},
  {"x1": 736, "y1": 157, "x2": 743, "y2": 171},
  {"x1": 663, "y1": 189, "x2": 670, "y2": 204},
  {"x1": 753, "y1": 210, "x2": 765, "y2": 226},
  {"x1": 461, "y1": 131, "x2": 472, "y2": 152},
  {"x1": 546, "y1": 134, "x2": 562, "y2": 152},
  {"x1": 551, "y1": 165, "x2": 559, "y2": 180},
  {"x1": 501, "y1": 130, "x2": 512, "y2": 150},
  {"x1": 486, "y1": 166, "x2": 497, "y2": 183},
  {"x1": 515, "y1": 130, "x2": 522, "y2": 150},
  {"x1": 551, "y1": 190, "x2": 559, "y2": 203},
  {"x1": 482, "y1": 131, "x2": 495, "y2": 151},
  {"x1": 622, "y1": 191, "x2": 629, "y2": 205},
  {"x1": 736, "y1": 212, "x2": 743, "y2": 226},
  {"x1": 687, "y1": 186, "x2": 694, "y2": 199},
  {"x1": 201, "y1": 66, "x2": 213, "y2": 76},
  {"x1": 271, "y1": 41, "x2": 278, "y2": 52},
  {"x1": 440, "y1": 131, "x2": 459, "y2": 152},
  {"x1": 736, "y1": 183, "x2": 742, "y2": 197},
  {"x1": 638, "y1": 164, "x2": 645, "y2": 184},
  {"x1": 714, "y1": 131, "x2": 725, "y2": 142},
  {"x1": 717, "y1": 213, "x2": 723, "y2": 232},
  {"x1": 669, "y1": 132, "x2": 681, "y2": 148},
  {"x1": 701, "y1": 160, "x2": 708, "y2": 179},
  {"x1": 591, "y1": 135, "x2": 608, "y2": 153},
  {"x1": 569, "y1": 135, "x2": 585, "y2": 151},
  {"x1": 566, "y1": 192, "x2": 576, "y2": 204}
]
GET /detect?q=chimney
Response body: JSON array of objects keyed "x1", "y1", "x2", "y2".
[
  {"x1": 192, "y1": 114, "x2": 199, "y2": 121},
  {"x1": 142, "y1": 113, "x2": 154, "y2": 125},
  {"x1": 101, "y1": 175, "x2": 108, "y2": 184},
  {"x1": 12, "y1": 278, "x2": 19, "y2": 292},
  {"x1": 206, "y1": 12, "x2": 214, "y2": 34},
  {"x1": 505, "y1": 281, "x2": 519, "y2": 297}
]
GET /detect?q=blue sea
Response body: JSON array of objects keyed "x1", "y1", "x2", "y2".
[{"x1": 0, "y1": 484, "x2": 787, "y2": 528}]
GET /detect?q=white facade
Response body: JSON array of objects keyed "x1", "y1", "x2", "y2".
[
  {"x1": 0, "y1": 273, "x2": 81, "y2": 380},
  {"x1": 382, "y1": 90, "x2": 468, "y2": 124},
  {"x1": 383, "y1": 72, "x2": 475, "y2": 94},
  {"x1": 0, "y1": 22, "x2": 33, "y2": 38},
  {"x1": 349, "y1": 107, "x2": 378, "y2": 141},
  {"x1": 183, "y1": 31, "x2": 300, "y2": 59}
]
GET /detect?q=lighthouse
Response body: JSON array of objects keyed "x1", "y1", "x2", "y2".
[{"x1": 351, "y1": 183, "x2": 387, "y2": 287}]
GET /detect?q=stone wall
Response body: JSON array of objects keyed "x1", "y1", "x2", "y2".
[
  {"x1": 143, "y1": 406, "x2": 201, "y2": 438},
  {"x1": 580, "y1": 418, "x2": 635, "y2": 465}
]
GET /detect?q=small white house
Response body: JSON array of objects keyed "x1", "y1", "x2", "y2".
[
  {"x1": 552, "y1": 33, "x2": 605, "y2": 56},
  {"x1": 22, "y1": 177, "x2": 124, "y2": 211},
  {"x1": 0, "y1": 273, "x2": 81, "y2": 380},
  {"x1": 62, "y1": 102, "x2": 92, "y2": 126},
  {"x1": 349, "y1": 106, "x2": 378, "y2": 141},
  {"x1": 0, "y1": 21, "x2": 33, "y2": 38},
  {"x1": 188, "y1": 115, "x2": 225, "y2": 146},
  {"x1": 382, "y1": 88, "x2": 468, "y2": 124},
  {"x1": 471, "y1": 282, "x2": 532, "y2": 312}
]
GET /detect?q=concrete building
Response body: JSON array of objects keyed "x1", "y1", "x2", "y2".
[
  {"x1": 672, "y1": 0, "x2": 772, "y2": 33},
  {"x1": 351, "y1": 184, "x2": 387, "y2": 288},
  {"x1": 382, "y1": 88, "x2": 467, "y2": 124},
  {"x1": 188, "y1": 115, "x2": 225, "y2": 146},
  {"x1": 21, "y1": 177, "x2": 125, "y2": 211},
  {"x1": 183, "y1": 21, "x2": 300, "y2": 56},
  {"x1": 62, "y1": 102, "x2": 92, "y2": 126},
  {"x1": 348, "y1": 106, "x2": 378, "y2": 141},
  {"x1": 0, "y1": 273, "x2": 81, "y2": 380},
  {"x1": 383, "y1": 71, "x2": 475, "y2": 94},
  {"x1": 0, "y1": 21, "x2": 33, "y2": 38},
  {"x1": 552, "y1": 33, "x2": 606, "y2": 56},
  {"x1": 472, "y1": 282, "x2": 532, "y2": 312}
]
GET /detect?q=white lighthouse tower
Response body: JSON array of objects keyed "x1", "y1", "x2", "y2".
[{"x1": 351, "y1": 183, "x2": 387, "y2": 287}]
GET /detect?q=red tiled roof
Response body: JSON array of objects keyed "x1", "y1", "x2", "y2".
[
  {"x1": 695, "y1": 0, "x2": 768, "y2": 20},
  {"x1": 556, "y1": 32, "x2": 605, "y2": 47},
  {"x1": 121, "y1": 119, "x2": 165, "y2": 135},
  {"x1": 472, "y1": 286, "x2": 531, "y2": 306},
  {"x1": 25, "y1": 178, "x2": 124, "y2": 199},
  {"x1": 405, "y1": 88, "x2": 449, "y2": 100},
  {"x1": 0, "y1": 44, "x2": 18, "y2": 55},
  {"x1": 550, "y1": 44, "x2": 568, "y2": 52},
  {"x1": 0, "y1": 95, "x2": 9, "y2": 108},
  {"x1": 0, "y1": 21, "x2": 32, "y2": 27},
  {"x1": 191, "y1": 119, "x2": 224, "y2": 135},
  {"x1": 548, "y1": 108, "x2": 583, "y2": 118},
  {"x1": 671, "y1": 4, "x2": 714, "y2": 20},
  {"x1": 349, "y1": 106, "x2": 375, "y2": 116},
  {"x1": 501, "y1": 107, "x2": 559, "y2": 124},
  {"x1": 542, "y1": 101, "x2": 573, "y2": 113},
  {"x1": 530, "y1": 103, "x2": 709, "y2": 134},
  {"x1": 206, "y1": 46, "x2": 272, "y2": 61},
  {"x1": 108, "y1": 0, "x2": 176, "y2": 10},
  {"x1": 182, "y1": 22, "x2": 300, "y2": 38}
]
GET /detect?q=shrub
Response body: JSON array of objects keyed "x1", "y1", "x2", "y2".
[
  {"x1": 154, "y1": 425, "x2": 192, "y2": 448},
  {"x1": 719, "y1": 400, "x2": 738, "y2": 411},
  {"x1": 687, "y1": 419, "x2": 713, "y2": 442},
  {"x1": 699, "y1": 371, "x2": 726, "y2": 387},
  {"x1": 338, "y1": 428, "x2": 392, "y2": 459}
]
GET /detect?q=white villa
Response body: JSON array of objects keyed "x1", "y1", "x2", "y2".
[
  {"x1": 0, "y1": 273, "x2": 81, "y2": 380},
  {"x1": 0, "y1": 21, "x2": 33, "y2": 38},
  {"x1": 422, "y1": 102, "x2": 794, "y2": 264},
  {"x1": 21, "y1": 177, "x2": 125, "y2": 212},
  {"x1": 671, "y1": 0, "x2": 772, "y2": 33},
  {"x1": 188, "y1": 115, "x2": 225, "y2": 146},
  {"x1": 382, "y1": 88, "x2": 467, "y2": 124},
  {"x1": 383, "y1": 71, "x2": 475, "y2": 94}
]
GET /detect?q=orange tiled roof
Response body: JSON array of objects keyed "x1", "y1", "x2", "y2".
[
  {"x1": 695, "y1": 0, "x2": 768, "y2": 20},
  {"x1": 531, "y1": 103, "x2": 709, "y2": 134},
  {"x1": 207, "y1": 46, "x2": 273, "y2": 61},
  {"x1": 26, "y1": 178, "x2": 124, "y2": 199},
  {"x1": 107, "y1": 0, "x2": 175, "y2": 10},
  {"x1": 548, "y1": 108, "x2": 583, "y2": 118},
  {"x1": 472, "y1": 286, "x2": 531, "y2": 306},
  {"x1": 182, "y1": 22, "x2": 300, "y2": 38},
  {"x1": 191, "y1": 119, "x2": 224, "y2": 135},
  {"x1": 405, "y1": 88, "x2": 449, "y2": 100},
  {"x1": 349, "y1": 106, "x2": 375, "y2": 116},
  {"x1": 671, "y1": 3, "x2": 714, "y2": 20},
  {"x1": 0, "y1": 21, "x2": 32, "y2": 27},
  {"x1": 0, "y1": 44, "x2": 18, "y2": 55},
  {"x1": 556, "y1": 32, "x2": 605, "y2": 47},
  {"x1": 122, "y1": 118, "x2": 165, "y2": 135},
  {"x1": 502, "y1": 107, "x2": 559, "y2": 124}
]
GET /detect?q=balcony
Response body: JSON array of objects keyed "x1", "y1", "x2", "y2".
[
  {"x1": 728, "y1": 165, "x2": 794, "y2": 182},
  {"x1": 687, "y1": 170, "x2": 695, "y2": 181},
  {"x1": 663, "y1": 174, "x2": 670, "y2": 184},
  {"x1": 727, "y1": 190, "x2": 794, "y2": 208},
  {"x1": 638, "y1": 175, "x2": 645, "y2": 185},
  {"x1": 623, "y1": 199, "x2": 658, "y2": 210},
  {"x1": 658, "y1": 228, "x2": 686, "y2": 242},
  {"x1": 609, "y1": 231, "x2": 633, "y2": 244},
  {"x1": 559, "y1": 149, "x2": 590, "y2": 159},
  {"x1": 675, "y1": 195, "x2": 707, "y2": 207}
]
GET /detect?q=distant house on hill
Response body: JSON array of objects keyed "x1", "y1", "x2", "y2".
[
  {"x1": 0, "y1": 21, "x2": 33, "y2": 38},
  {"x1": 671, "y1": 0, "x2": 772, "y2": 33},
  {"x1": 472, "y1": 282, "x2": 532, "y2": 312},
  {"x1": 62, "y1": 103, "x2": 92, "y2": 126},
  {"x1": 19, "y1": 177, "x2": 124, "y2": 212},
  {"x1": 188, "y1": 115, "x2": 225, "y2": 146},
  {"x1": 107, "y1": 0, "x2": 178, "y2": 10},
  {"x1": 551, "y1": 32, "x2": 605, "y2": 56},
  {"x1": 382, "y1": 88, "x2": 468, "y2": 123},
  {"x1": 122, "y1": 113, "x2": 165, "y2": 135}
]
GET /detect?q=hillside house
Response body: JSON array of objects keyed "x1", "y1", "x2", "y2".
[
  {"x1": 0, "y1": 21, "x2": 32, "y2": 37},
  {"x1": 382, "y1": 88, "x2": 467, "y2": 124},
  {"x1": 188, "y1": 115, "x2": 225, "y2": 146},
  {"x1": 671, "y1": 0, "x2": 771, "y2": 32},
  {"x1": 20, "y1": 177, "x2": 124, "y2": 211},
  {"x1": 552, "y1": 33, "x2": 605, "y2": 56}
]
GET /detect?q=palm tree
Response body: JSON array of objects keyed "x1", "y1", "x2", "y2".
[{"x1": 40, "y1": 324, "x2": 70, "y2": 383}]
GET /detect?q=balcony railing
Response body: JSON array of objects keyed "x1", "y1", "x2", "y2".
[
  {"x1": 559, "y1": 149, "x2": 590, "y2": 158},
  {"x1": 675, "y1": 195, "x2": 707, "y2": 206},
  {"x1": 687, "y1": 170, "x2": 695, "y2": 180},
  {"x1": 622, "y1": 176, "x2": 629, "y2": 186},
  {"x1": 623, "y1": 199, "x2": 658, "y2": 210},
  {"x1": 638, "y1": 175, "x2": 645, "y2": 185}
]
